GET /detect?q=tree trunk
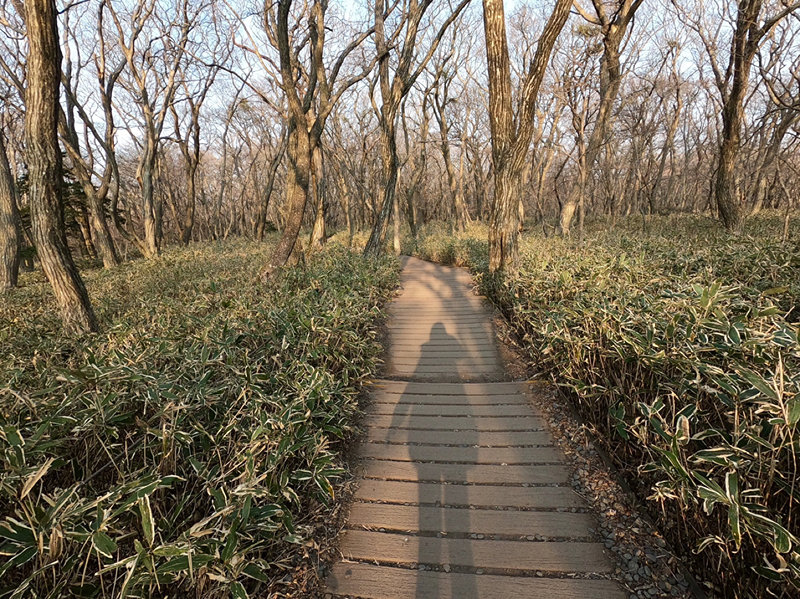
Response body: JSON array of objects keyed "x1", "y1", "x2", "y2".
[
  {"x1": 483, "y1": 0, "x2": 571, "y2": 271},
  {"x1": 25, "y1": 0, "x2": 98, "y2": 333},
  {"x1": 364, "y1": 115, "x2": 399, "y2": 257},
  {"x1": 138, "y1": 141, "x2": 160, "y2": 257},
  {"x1": 261, "y1": 121, "x2": 311, "y2": 278},
  {"x1": 256, "y1": 131, "x2": 287, "y2": 241},
  {"x1": 180, "y1": 163, "x2": 197, "y2": 245},
  {"x1": 559, "y1": 0, "x2": 643, "y2": 234},
  {"x1": 77, "y1": 204, "x2": 97, "y2": 259},
  {"x1": 0, "y1": 130, "x2": 21, "y2": 291},
  {"x1": 716, "y1": 105, "x2": 744, "y2": 231},
  {"x1": 309, "y1": 144, "x2": 326, "y2": 249}
]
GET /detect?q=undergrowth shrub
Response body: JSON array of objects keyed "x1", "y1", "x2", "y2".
[
  {"x1": 412, "y1": 214, "x2": 800, "y2": 598},
  {"x1": 0, "y1": 240, "x2": 398, "y2": 598}
]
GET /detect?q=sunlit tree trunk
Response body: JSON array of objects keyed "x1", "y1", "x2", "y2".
[
  {"x1": 0, "y1": 129, "x2": 21, "y2": 291},
  {"x1": 310, "y1": 145, "x2": 326, "y2": 249},
  {"x1": 25, "y1": 0, "x2": 98, "y2": 333},
  {"x1": 483, "y1": 0, "x2": 571, "y2": 272}
]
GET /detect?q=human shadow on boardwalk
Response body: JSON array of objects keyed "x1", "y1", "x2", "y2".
[{"x1": 386, "y1": 322, "x2": 478, "y2": 599}]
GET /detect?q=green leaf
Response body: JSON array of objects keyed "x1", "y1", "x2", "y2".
[
  {"x1": 2, "y1": 426, "x2": 23, "y2": 447},
  {"x1": 725, "y1": 471, "x2": 739, "y2": 502},
  {"x1": 242, "y1": 563, "x2": 269, "y2": 582},
  {"x1": 762, "y1": 286, "x2": 789, "y2": 296},
  {"x1": 728, "y1": 503, "x2": 741, "y2": 549},
  {"x1": 230, "y1": 581, "x2": 249, "y2": 599},
  {"x1": 284, "y1": 534, "x2": 303, "y2": 544},
  {"x1": 139, "y1": 495, "x2": 155, "y2": 547},
  {"x1": 754, "y1": 566, "x2": 785, "y2": 582},
  {"x1": 774, "y1": 525, "x2": 792, "y2": 554},
  {"x1": 0, "y1": 520, "x2": 35, "y2": 544},
  {"x1": 92, "y1": 531, "x2": 118, "y2": 558},
  {"x1": 156, "y1": 554, "x2": 213, "y2": 574},
  {"x1": 737, "y1": 369, "x2": 778, "y2": 401},
  {"x1": 789, "y1": 400, "x2": 800, "y2": 427}
]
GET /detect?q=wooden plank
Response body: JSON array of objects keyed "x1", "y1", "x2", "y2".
[
  {"x1": 359, "y1": 444, "x2": 563, "y2": 464},
  {"x1": 389, "y1": 341, "x2": 496, "y2": 349},
  {"x1": 354, "y1": 480, "x2": 585, "y2": 508},
  {"x1": 370, "y1": 392, "x2": 529, "y2": 406},
  {"x1": 358, "y1": 460, "x2": 568, "y2": 484},
  {"x1": 347, "y1": 504, "x2": 593, "y2": 537},
  {"x1": 387, "y1": 350, "x2": 495, "y2": 359},
  {"x1": 391, "y1": 365, "x2": 500, "y2": 375},
  {"x1": 364, "y1": 428, "x2": 552, "y2": 446},
  {"x1": 390, "y1": 318, "x2": 490, "y2": 325},
  {"x1": 389, "y1": 358, "x2": 499, "y2": 367},
  {"x1": 390, "y1": 314, "x2": 490, "y2": 321},
  {"x1": 365, "y1": 405, "x2": 540, "y2": 419},
  {"x1": 363, "y1": 415, "x2": 546, "y2": 431},
  {"x1": 339, "y1": 530, "x2": 613, "y2": 573},
  {"x1": 326, "y1": 563, "x2": 626, "y2": 599},
  {"x1": 368, "y1": 381, "x2": 529, "y2": 395},
  {"x1": 389, "y1": 330, "x2": 494, "y2": 339},
  {"x1": 388, "y1": 323, "x2": 494, "y2": 342}
]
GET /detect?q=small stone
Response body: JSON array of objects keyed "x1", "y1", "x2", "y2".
[
  {"x1": 443, "y1": 564, "x2": 451, "y2": 573},
  {"x1": 476, "y1": 569, "x2": 484, "y2": 574}
]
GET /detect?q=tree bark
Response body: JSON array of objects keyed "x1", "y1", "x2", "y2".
[
  {"x1": 0, "y1": 129, "x2": 21, "y2": 291},
  {"x1": 256, "y1": 129, "x2": 287, "y2": 241},
  {"x1": 261, "y1": 118, "x2": 312, "y2": 277},
  {"x1": 483, "y1": 0, "x2": 571, "y2": 272},
  {"x1": 25, "y1": 0, "x2": 98, "y2": 333},
  {"x1": 309, "y1": 144, "x2": 326, "y2": 249},
  {"x1": 363, "y1": 0, "x2": 471, "y2": 257}
]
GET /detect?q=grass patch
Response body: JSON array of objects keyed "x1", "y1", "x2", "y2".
[
  {"x1": 0, "y1": 239, "x2": 399, "y2": 597},
  {"x1": 409, "y1": 214, "x2": 800, "y2": 599}
]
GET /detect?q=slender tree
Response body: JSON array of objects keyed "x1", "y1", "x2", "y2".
[
  {"x1": 482, "y1": 0, "x2": 572, "y2": 271},
  {"x1": 0, "y1": 125, "x2": 21, "y2": 291},
  {"x1": 25, "y1": 0, "x2": 98, "y2": 333},
  {"x1": 260, "y1": 0, "x2": 374, "y2": 276},
  {"x1": 558, "y1": 0, "x2": 644, "y2": 235},
  {"x1": 363, "y1": 0, "x2": 471, "y2": 257}
]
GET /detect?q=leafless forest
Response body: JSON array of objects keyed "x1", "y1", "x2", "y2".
[
  {"x1": 2, "y1": 1, "x2": 800, "y2": 597},
  {"x1": 2, "y1": 0, "x2": 799, "y2": 292}
]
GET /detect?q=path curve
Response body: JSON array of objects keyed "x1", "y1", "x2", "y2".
[{"x1": 325, "y1": 257, "x2": 625, "y2": 599}]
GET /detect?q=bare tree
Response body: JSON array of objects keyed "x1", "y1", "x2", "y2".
[
  {"x1": 259, "y1": 0, "x2": 374, "y2": 276},
  {"x1": 108, "y1": 0, "x2": 199, "y2": 257},
  {"x1": 363, "y1": 0, "x2": 471, "y2": 257},
  {"x1": 558, "y1": 0, "x2": 644, "y2": 235},
  {"x1": 677, "y1": 0, "x2": 800, "y2": 230},
  {"x1": 25, "y1": 0, "x2": 98, "y2": 333},
  {"x1": 431, "y1": 34, "x2": 471, "y2": 232},
  {"x1": 57, "y1": 3, "x2": 122, "y2": 268},
  {"x1": 482, "y1": 0, "x2": 572, "y2": 271}
]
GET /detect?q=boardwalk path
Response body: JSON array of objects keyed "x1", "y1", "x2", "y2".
[{"x1": 325, "y1": 257, "x2": 624, "y2": 599}]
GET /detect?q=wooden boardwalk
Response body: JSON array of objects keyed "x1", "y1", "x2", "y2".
[{"x1": 326, "y1": 257, "x2": 624, "y2": 599}]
